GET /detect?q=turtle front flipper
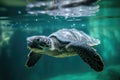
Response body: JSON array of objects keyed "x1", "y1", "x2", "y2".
[
  {"x1": 25, "y1": 51, "x2": 41, "y2": 68},
  {"x1": 66, "y1": 42, "x2": 104, "y2": 72}
]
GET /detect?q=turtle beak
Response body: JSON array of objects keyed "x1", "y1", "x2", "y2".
[
  {"x1": 27, "y1": 36, "x2": 36, "y2": 48},
  {"x1": 27, "y1": 36, "x2": 43, "y2": 50}
]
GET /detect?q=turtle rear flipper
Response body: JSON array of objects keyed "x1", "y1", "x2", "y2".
[
  {"x1": 25, "y1": 51, "x2": 41, "y2": 68},
  {"x1": 66, "y1": 42, "x2": 104, "y2": 72}
]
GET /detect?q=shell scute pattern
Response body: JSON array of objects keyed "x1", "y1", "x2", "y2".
[{"x1": 49, "y1": 29, "x2": 100, "y2": 46}]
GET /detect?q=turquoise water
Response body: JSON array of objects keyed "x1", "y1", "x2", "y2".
[{"x1": 0, "y1": 0, "x2": 120, "y2": 80}]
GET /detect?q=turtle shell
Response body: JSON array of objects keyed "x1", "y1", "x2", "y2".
[{"x1": 49, "y1": 29, "x2": 100, "y2": 46}]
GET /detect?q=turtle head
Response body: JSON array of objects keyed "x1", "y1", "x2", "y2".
[{"x1": 27, "y1": 36, "x2": 51, "y2": 50}]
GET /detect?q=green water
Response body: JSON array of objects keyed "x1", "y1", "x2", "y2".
[{"x1": 0, "y1": 0, "x2": 120, "y2": 80}]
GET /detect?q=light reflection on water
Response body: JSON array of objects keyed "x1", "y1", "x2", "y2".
[{"x1": 26, "y1": 0, "x2": 99, "y2": 17}]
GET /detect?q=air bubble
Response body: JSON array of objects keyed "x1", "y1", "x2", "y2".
[{"x1": 18, "y1": 11, "x2": 21, "y2": 14}]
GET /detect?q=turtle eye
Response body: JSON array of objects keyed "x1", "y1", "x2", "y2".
[
  {"x1": 36, "y1": 38, "x2": 39, "y2": 42},
  {"x1": 34, "y1": 38, "x2": 40, "y2": 43}
]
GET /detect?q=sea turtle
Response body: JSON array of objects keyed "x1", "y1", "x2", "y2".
[{"x1": 25, "y1": 28, "x2": 104, "y2": 72}]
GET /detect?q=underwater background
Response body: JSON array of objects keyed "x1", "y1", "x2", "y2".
[{"x1": 0, "y1": 0, "x2": 120, "y2": 80}]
